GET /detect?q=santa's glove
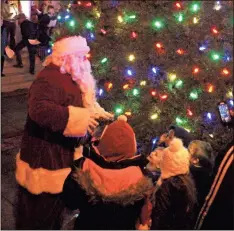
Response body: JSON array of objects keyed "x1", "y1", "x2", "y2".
[{"x1": 93, "y1": 102, "x2": 114, "y2": 121}]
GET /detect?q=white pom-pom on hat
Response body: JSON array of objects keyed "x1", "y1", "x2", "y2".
[
  {"x1": 117, "y1": 115, "x2": 128, "y2": 122},
  {"x1": 168, "y1": 138, "x2": 184, "y2": 152},
  {"x1": 160, "y1": 138, "x2": 190, "y2": 180}
]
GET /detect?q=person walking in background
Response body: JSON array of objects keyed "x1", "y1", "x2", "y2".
[
  {"x1": 1, "y1": 17, "x2": 8, "y2": 77},
  {"x1": 13, "y1": 13, "x2": 37, "y2": 75},
  {"x1": 1, "y1": 0, "x2": 18, "y2": 49}
]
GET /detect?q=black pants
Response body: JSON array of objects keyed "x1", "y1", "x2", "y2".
[
  {"x1": 15, "y1": 40, "x2": 37, "y2": 72},
  {"x1": 1, "y1": 56, "x2": 5, "y2": 74},
  {"x1": 16, "y1": 186, "x2": 65, "y2": 230},
  {"x1": 3, "y1": 20, "x2": 16, "y2": 49}
]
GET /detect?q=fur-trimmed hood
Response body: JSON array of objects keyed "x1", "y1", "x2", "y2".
[{"x1": 72, "y1": 159, "x2": 153, "y2": 206}]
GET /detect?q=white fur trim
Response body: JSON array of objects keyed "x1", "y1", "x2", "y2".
[
  {"x1": 15, "y1": 153, "x2": 71, "y2": 195},
  {"x1": 117, "y1": 115, "x2": 128, "y2": 122},
  {"x1": 160, "y1": 138, "x2": 190, "y2": 179},
  {"x1": 53, "y1": 36, "x2": 90, "y2": 56},
  {"x1": 63, "y1": 106, "x2": 90, "y2": 137}
]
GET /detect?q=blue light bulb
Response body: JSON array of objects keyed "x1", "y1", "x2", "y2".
[
  {"x1": 207, "y1": 112, "x2": 212, "y2": 120},
  {"x1": 99, "y1": 89, "x2": 104, "y2": 96},
  {"x1": 127, "y1": 70, "x2": 133, "y2": 76},
  {"x1": 199, "y1": 46, "x2": 206, "y2": 51}
]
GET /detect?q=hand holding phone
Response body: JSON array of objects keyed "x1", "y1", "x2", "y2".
[{"x1": 218, "y1": 102, "x2": 232, "y2": 124}]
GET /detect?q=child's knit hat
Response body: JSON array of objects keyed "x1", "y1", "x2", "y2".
[
  {"x1": 160, "y1": 138, "x2": 190, "y2": 180},
  {"x1": 97, "y1": 115, "x2": 137, "y2": 162}
]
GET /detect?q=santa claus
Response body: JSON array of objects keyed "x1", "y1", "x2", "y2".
[{"x1": 15, "y1": 34, "x2": 113, "y2": 229}]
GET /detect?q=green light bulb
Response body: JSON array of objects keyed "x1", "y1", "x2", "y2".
[
  {"x1": 189, "y1": 90, "x2": 198, "y2": 100},
  {"x1": 176, "y1": 117, "x2": 183, "y2": 125},
  {"x1": 115, "y1": 107, "x2": 123, "y2": 114},
  {"x1": 176, "y1": 13, "x2": 184, "y2": 22},
  {"x1": 69, "y1": 20, "x2": 75, "y2": 27},
  {"x1": 153, "y1": 19, "x2": 164, "y2": 29},
  {"x1": 129, "y1": 15, "x2": 136, "y2": 19},
  {"x1": 101, "y1": 57, "x2": 108, "y2": 63},
  {"x1": 86, "y1": 21, "x2": 93, "y2": 29},
  {"x1": 175, "y1": 79, "x2": 183, "y2": 88},
  {"x1": 133, "y1": 88, "x2": 139, "y2": 96},
  {"x1": 211, "y1": 53, "x2": 220, "y2": 61},
  {"x1": 191, "y1": 3, "x2": 200, "y2": 12}
]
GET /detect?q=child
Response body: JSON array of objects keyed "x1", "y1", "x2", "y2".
[
  {"x1": 139, "y1": 138, "x2": 197, "y2": 230},
  {"x1": 62, "y1": 116, "x2": 153, "y2": 230}
]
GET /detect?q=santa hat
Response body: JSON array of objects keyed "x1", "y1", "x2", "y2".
[
  {"x1": 52, "y1": 35, "x2": 90, "y2": 57},
  {"x1": 97, "y1": 115, "x2": 137, "y2": 162},
  {"x1": 160, "y1": 138, "x2": 190, "y2": 180}
]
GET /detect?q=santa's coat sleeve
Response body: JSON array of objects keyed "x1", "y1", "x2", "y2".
[{"x1": 28, "y1": 76, "x2": 90, "y2": 137}]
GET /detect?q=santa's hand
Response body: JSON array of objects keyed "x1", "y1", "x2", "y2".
[
  {"x1": 88, "y1": 115, "x2": 99, "y2": 134},
  {"x1": 99, "y1": 111, "x2": 114, "y2": 120}
]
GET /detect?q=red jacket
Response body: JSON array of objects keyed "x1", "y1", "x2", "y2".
[{"x1": 16, "y1": 63, "x2": 91, "y2": 195}]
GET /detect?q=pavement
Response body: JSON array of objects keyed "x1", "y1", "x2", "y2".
[{"x1": 1, "y1": 89, "x2": 28, "y2": 230}]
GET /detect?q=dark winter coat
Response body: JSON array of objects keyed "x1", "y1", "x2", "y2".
[
  {"x1": 151, "y1": 175, "x2": 197, "y2": 230},
  {"x1": 195, "y1": 145, "x2": 233, "y2": 230},
  {"x1": 20, "y1": 19, "x2": 37, "y2": 40},
  {"x1": 190, "y1": 164, "x2": 213, "y2": 216},
  {"x1": 1, "y1": 25, "x2": 7, "y2": 56},
  {"x1": 62, "y1": 146, "x2": 153, "y2": 230}
]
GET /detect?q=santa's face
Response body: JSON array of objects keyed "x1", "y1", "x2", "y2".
[{"x1": 146, "y1": 148, "x2": 164, "y2": 172}]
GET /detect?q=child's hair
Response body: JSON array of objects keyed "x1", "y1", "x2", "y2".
[{"x1": 188, "y1": 140, "x2": 215, "y2": 173}]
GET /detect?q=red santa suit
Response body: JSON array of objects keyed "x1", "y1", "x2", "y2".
[{"x1": 15, "y1": 36, "x2": 112, "y2": 229}]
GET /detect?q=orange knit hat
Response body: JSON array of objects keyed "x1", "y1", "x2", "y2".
[{"x1": 97, "y1": 115, "x2": 137, "y2": 162}]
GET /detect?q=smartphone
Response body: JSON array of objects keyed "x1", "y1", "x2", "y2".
[{"x1": 218, "y1": 102, "x2": 232, "y2": 123}]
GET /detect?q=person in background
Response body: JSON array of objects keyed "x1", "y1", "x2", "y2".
[
  {"x1": 188, "y1": 140, "x2": 215, "y2": 215},
  {"x1": 37, "y1": 3, "x2": 48, "y2": 21},
  {"x1": 1, "y1": 16, "x2": 8, "y2": 77},
  {"x1": 47, "y1": 5, "x2": 57, "y2": 36},
  {"x1": 13, "y1": 13, "x2": 37, "y2": 75},
  {"x1": 158, "y1": 125, "x2": 193, "y2": 148},
  {"x1": 145, "y1": 147, "x2": 163, "y2": 183},
  {"x1": 1, "y1": 0, "x2": 18, "y2": 49},
  {"x1": 150, "y1": 138, "x2": 197, "y2": 230},
  {"x1": 195, "y1": 144, "x2": 233, "y2": 230}
]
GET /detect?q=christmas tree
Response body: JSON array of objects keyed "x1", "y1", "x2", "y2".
[{"x1": 52, "y1": 1, "x2": 233, "y2": 155}]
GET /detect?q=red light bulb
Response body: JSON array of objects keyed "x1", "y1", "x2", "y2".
[
  {"x1": 156, "y1": 43, "x2": 163, "y2": 49},
  {"x1": 151, "y1": 90, "x2": 157, "y2": 96},
  {"x1": 212, "y1": 27, "x2": 219, "y2": 34},
  {"x1": 222, "y1": 68, "x2": 230, "y2": 76},
  {"x1": 193, "y1": 67, "x2": 200, "y2": 74},
  {"x1": 160, "y1": 94, "x2": 168, "y2": 100},
  {"x1": 176, "y1": 48, "x2": 185, "y2": 55},
  {"x1": 187, "y1": 109, "x2": 193, "y2": 116},
  {"x1": 131, "y1": 32, "x2": 137, "y2": 39}
]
